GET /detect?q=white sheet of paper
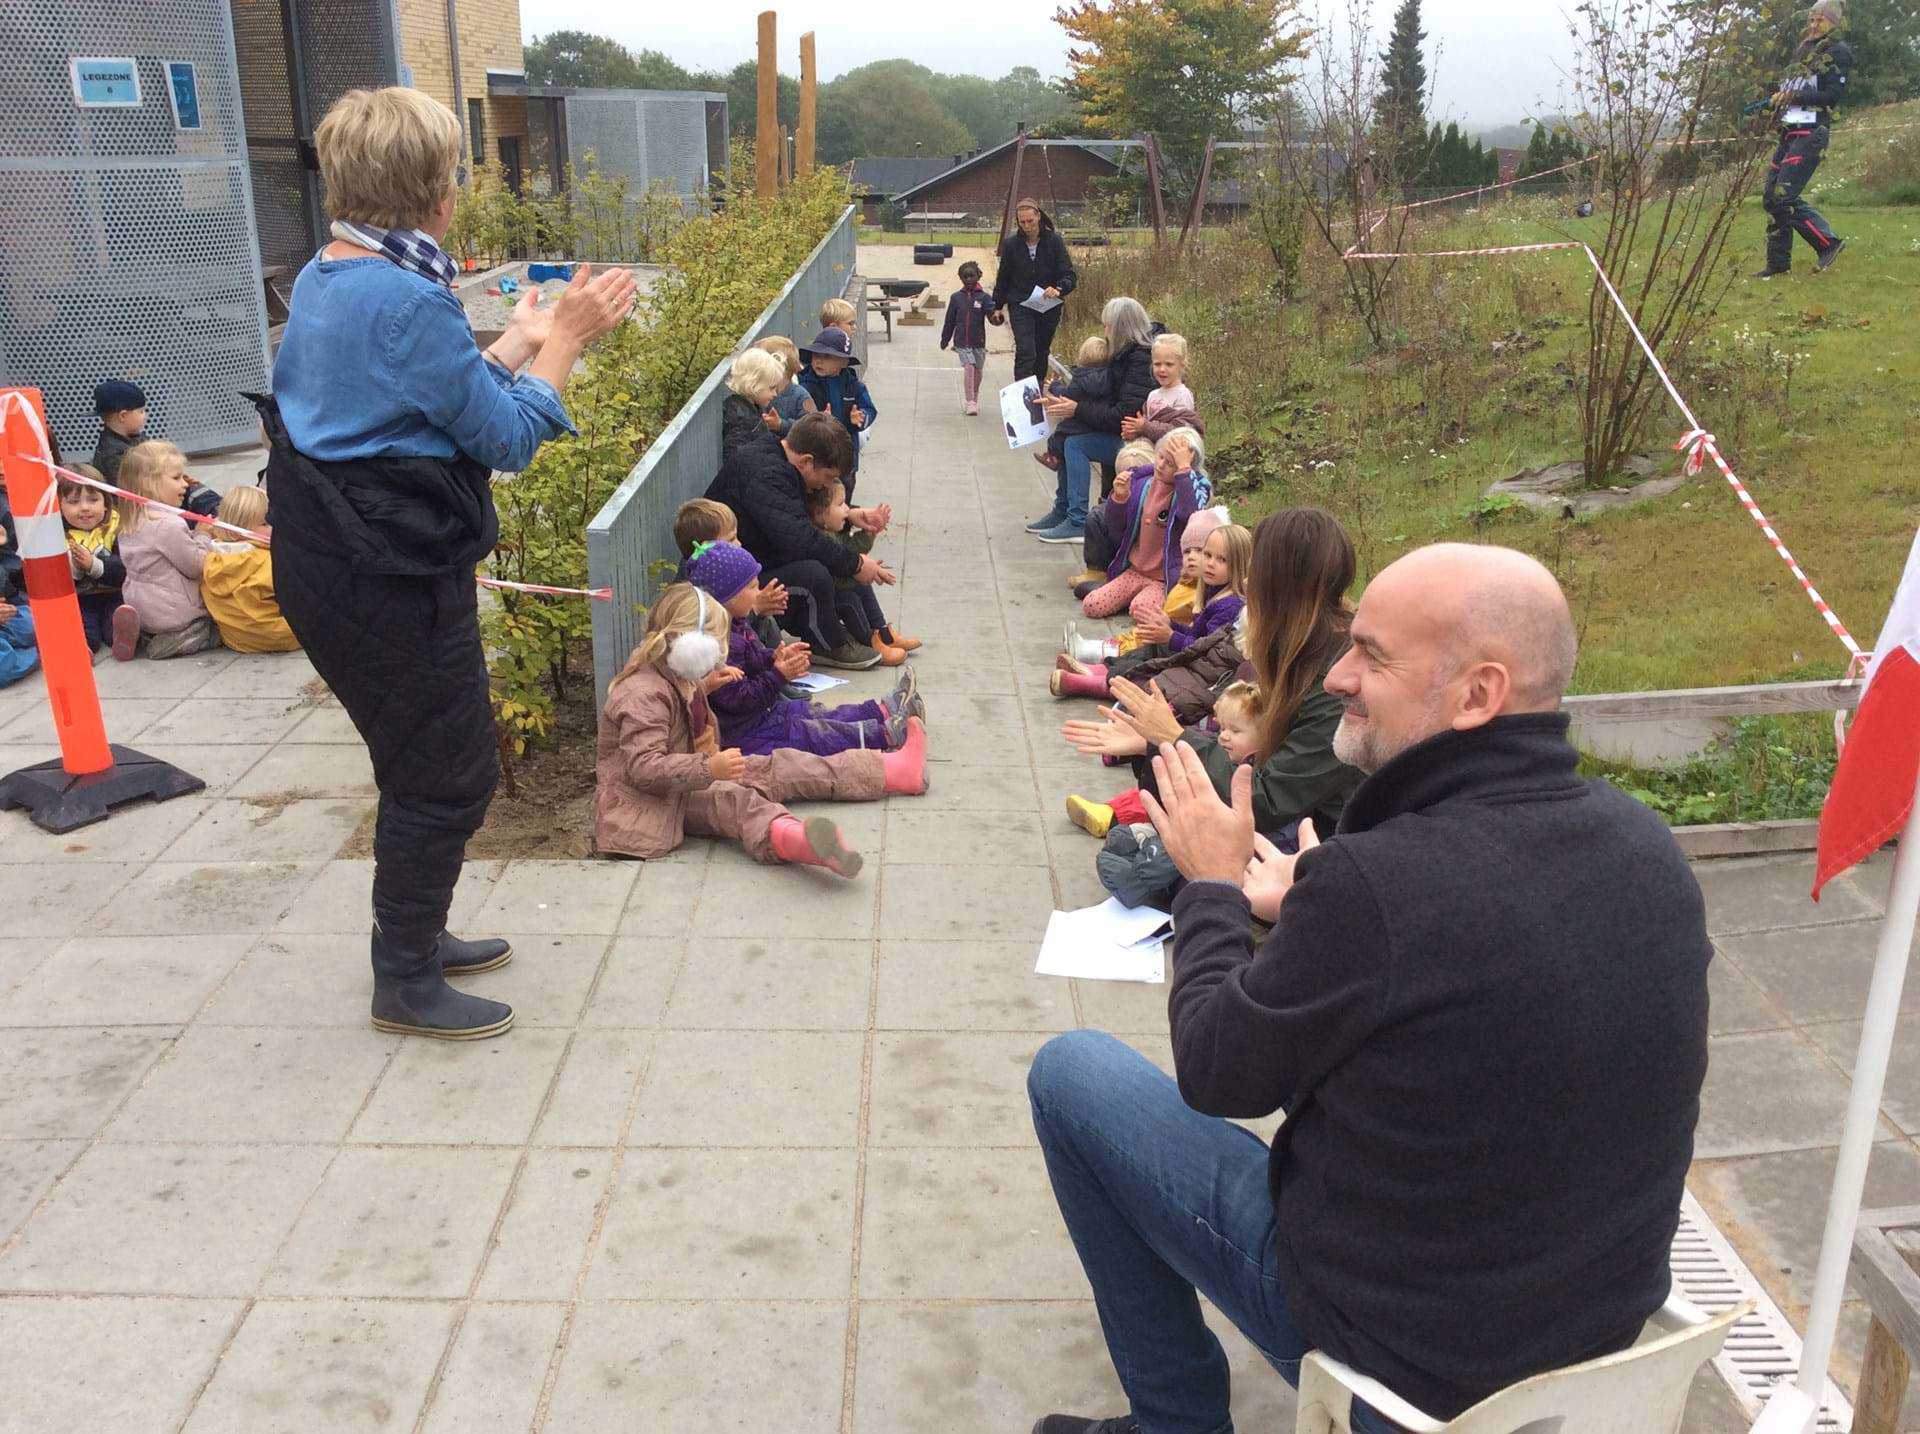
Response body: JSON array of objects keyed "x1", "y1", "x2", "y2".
[
  {"x1": 999, "y1": 376, "x2": 1054, "y2": 450},
  {"x1": 1021, "y1": 285, "x2": 1063, "y2": 313},
  {"x1": 1034, "y1": 899, "x2": 1173, "y2": 984},
  {"x1": 787, "y1": 672, "x2": 848, "y2": 693}
]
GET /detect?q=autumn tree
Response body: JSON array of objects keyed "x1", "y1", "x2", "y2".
[
  {"x1": 1056, "y1": 0, "x2": 1312, "y2": 206},
  {"x1": 525, "y1": 32, "x2": 693, "y2": 89}
]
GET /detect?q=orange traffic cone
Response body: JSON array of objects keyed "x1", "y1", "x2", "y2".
[{"x1": 0, "y1": 388, "x2": 204, "y2": 831}]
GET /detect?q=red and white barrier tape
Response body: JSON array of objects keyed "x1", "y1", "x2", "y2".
[
  {"x1": 1347, "y1": 155, "x2": 1599, "y2": 254},
  {"x1": 12, "y1": 450, "x2": 611, "y2": 602},
  {"x1": 1339, "y1": 237, "x2": 1864, "y2": 659}
]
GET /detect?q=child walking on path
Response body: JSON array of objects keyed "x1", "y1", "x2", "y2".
[
  {"x1": 594, "y1": 583, "x2": 930, "y2": 873},
  {"x1": 688, "y1": 541, "x2": 923, "y2": 757},
  {"x1": 1077, "y1": 428, "x2": 1211, "y2": 623},
  {"x1": 940, "y1": 260, "x2": 995, "y2": 415},
  {"x1": 59, "y1": 465, "x2": 125, "y2": 655},
  {"x1": 115, "y1": 441, "x2": 221, "y2": 659}
]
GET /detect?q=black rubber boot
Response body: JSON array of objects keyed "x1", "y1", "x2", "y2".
[
  {"x1": 369, "y1": 927, "x2": 513, "y2": 1040},
  {"x1": 436, "y1": 931, "x2": 513, "y2": 976}
]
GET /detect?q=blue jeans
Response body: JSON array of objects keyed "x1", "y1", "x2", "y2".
[
  {"x1": 0, "y1": 603, "x2": 38, "y2": 687},
  {"x1": 1058, "y1": 431, "x2": 1124, "y2": 529},
  {"x1": 1028, "y1": 1029, "x2": 1396, "y2": 1434}
]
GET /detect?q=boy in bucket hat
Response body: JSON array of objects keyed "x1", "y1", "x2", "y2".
[
  {"x1": 90, "y1": 379, "x2": 149, "y2": 484},
  {"x1": 797, "y1": 328, "x2": 878, "y2": 501}
]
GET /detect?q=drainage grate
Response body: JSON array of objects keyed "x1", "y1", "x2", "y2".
[{"x1": 1673, "y1": 1190, "x2": 1852, "y2": 1431}]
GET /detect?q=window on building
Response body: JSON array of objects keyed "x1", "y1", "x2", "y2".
[{"x1": 468, "y1": 99, "x2": 485, "y2": 167}]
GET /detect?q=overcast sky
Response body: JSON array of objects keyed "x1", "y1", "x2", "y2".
[{"x1": 523, "y1": 0, "x2": 1581, "y2": 131}]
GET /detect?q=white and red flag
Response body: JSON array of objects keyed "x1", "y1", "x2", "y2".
[{"x1": 1814, "y1": 528, "x2": 1920, "y2": 899}]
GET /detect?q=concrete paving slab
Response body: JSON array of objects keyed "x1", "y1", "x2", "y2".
[
  {"x1": 0, "y1": 1137, "x2": 82, "y2": 1241},
  {"x1": 352, "y1": 1026, "x2": 569, "y2": 1144},
  {"x1": 0, "y1": 1295, "x2": 242, "y2": 1433},
  {"x1": 534, "y1": 1029, "x2": 652, "y2": 1147},
  {"x1": 663, "y1": 936, "x2": 873, "y2": 1032},
  {"x1": 0, "y1": 932, "x2": 252, "y2": 1025},
  {"x1": 0, "y1": 1026, "x2": 175, "y2": 1138},
  {"x1": 873, "y1": 939, "x2": 1075, "y2": 1032},
  {"x1": 473, "y1": 1150, "x2": 613, "y2": 1301},
  {"x1": 629, "y1": 1028, "x2": 865, "y2": 1147},
  {"x1": 418, "y1": 1301, "x2": 568, "y2": 1433}
]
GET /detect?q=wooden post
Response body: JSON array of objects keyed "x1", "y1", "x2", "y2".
[
  {"x1": 777, "y1": 125, "x2": 790, "y2": 185},
  {"x1": 999, "y1": 132, "x2": 1029, "y2": 245},
  {"x1": 797, "y1": 32, "x2": 816, "y2": 176},
  {"x1": 1179, "y1": 136, "x2": 1215, "y2": 251},
  {"x1": 1141, "y1": 133, "x2": 1168, "y2": 246},
  {"x1": 755, "y1": 10, "x2": 777, "y2": 199}
]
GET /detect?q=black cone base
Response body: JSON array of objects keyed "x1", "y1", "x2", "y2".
[{"x1": 0, "y1": 745, "x2": 206, "y2": 834}]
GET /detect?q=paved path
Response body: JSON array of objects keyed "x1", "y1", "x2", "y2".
[{"x1": 0, "y1": 309, "x2": 1912, "y2": 1430}]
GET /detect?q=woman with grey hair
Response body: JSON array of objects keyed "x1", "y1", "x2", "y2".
[{"x1": 1028, "y1": 295, "x2": 1163, "y2": 545}]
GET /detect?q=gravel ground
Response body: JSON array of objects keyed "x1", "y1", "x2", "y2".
[{"x1": 456, "y1": 261, "x2": 664, "y2": 335}]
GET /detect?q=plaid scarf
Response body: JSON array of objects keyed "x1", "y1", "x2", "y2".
[{"x1": 329, "y1": 220, "x2": 459, "y2": 289}]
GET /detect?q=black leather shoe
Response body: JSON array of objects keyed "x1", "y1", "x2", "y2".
[
  {"x1": 437, "y1": 930, "x2": 513, "y2": 976},
  {"x1": 1032, "y1": 1417, "x2": 1139, "y2": 1434}
]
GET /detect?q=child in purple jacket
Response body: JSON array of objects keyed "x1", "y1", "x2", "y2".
[{"x1": 685, "y1": 541, "x2": 922, "y2": 758}]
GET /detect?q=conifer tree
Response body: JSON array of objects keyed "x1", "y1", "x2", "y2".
[{"x1": 1372, "y1": 0, "x2": 1429, "y2": 181}]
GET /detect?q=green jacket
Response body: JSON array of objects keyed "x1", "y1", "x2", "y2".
[
  {"x1": 1181, "y1": 679, "x2": 1359, "y2": 837},
  {"x1": 828, "y1": 526, "x2": 874, "y2": 589}
]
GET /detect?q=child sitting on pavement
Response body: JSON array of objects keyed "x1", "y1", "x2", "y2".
[
  {"x1": 673, "y1": 497, "x2": 791, "y2": 665},
  {"x1": 1067, "y1": 506, "x2": 1227, "y2": 663},
  {"x1": 115, "y1": 441, "x2": 221, "y2": 659},
  {"x1": 686, "y1": 539, "x2": 923, "y2": 758},
  {"x1": 806, "y1": 479, "x2": 918, "y2": 665},
  {"x1": 594, "y1": 582, "x2": 929, "y2": 875},
  {"x1": 797, "y1": 328, "x2": 876, "y2": 501},
  {"x1": 0, "y1": 508, "x2": 37, "y2": 687},
  {"x1": 59, "y1": 466, "x2": 126, "y2": 658},
  {"x1": 201, "y1": 485, "x2": 299, "y2": 653},
  {"x1": 1035, "y1": 333, "x2": 1114, "y2": 472},
  {"x1": 755, "y1": 335, "x2": 817, "y2": 436},
  {"x1": 1065, "y1": 680, "x2": 1262, "y2": 843},
  {"x1": 1057, "y1": 520, "x2": 1249, "y2": 694},
  {"x1": 721, "y1": 348, "x2": 790, "y2": 458}
]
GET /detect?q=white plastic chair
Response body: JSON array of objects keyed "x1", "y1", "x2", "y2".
[{"x1": 1292, "y1": 1293, "x2": 1751, "y2": 1434}]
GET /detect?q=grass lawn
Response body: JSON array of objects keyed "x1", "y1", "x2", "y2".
[{"x1": 1064, "y1": 103, "x2": 1920, "y2": 698}]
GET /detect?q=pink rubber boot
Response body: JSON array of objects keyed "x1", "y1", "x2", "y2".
[
  {"x1": 1049, "y1": 666, "x2": 1110, "y2": 699},
  {"x1": 882, "y1": 716, "x2": 929, "y2": 794},
  {"x1": 769, "y1": 815, "x2": 863, "y2": 879}
]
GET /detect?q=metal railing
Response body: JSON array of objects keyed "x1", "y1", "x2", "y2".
[{"x1": 586, "y1": 203, "x2": 857, "y2": 710}]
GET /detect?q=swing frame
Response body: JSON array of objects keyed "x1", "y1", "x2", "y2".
[{"x1": 997, "y1": 132, "x2": 1169, "y2": 247}]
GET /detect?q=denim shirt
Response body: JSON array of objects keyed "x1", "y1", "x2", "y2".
[{"x1": 273, "y1": 254, "x2": 575, "y2": 471}]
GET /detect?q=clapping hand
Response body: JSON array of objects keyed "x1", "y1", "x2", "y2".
[
  {"x1": 67, "y1": 540, "x2": 95, "y2": 575},
  {"x1": 1061, "y1": 711, "x2": 1149, "y2": 760},
  {"x1": 1107, "y1": 676, "x2": 1184, "y2": 746},
  {"x1": 755, "y1": 578, "x2": 790, "y2": 616},
  {"x1": 761, "y1": 407, "x2": 783, "y2": 431},
  {"x1": 1133, "y1": 609, "x2": 1174, "y2": 647},
  {"x1": 701, "y1": 663, "x2": 744, "y2": 694},
  {"x1": 1120, "y1": 413, "x2": 1146, "y2": 439},
  {"x1": 850, "y1": 503, "x2": 892, "y2": 535},
  {"x1": 849, "y1": 404, "x2": 868, "y2": 429},
  {"x1": 773, "y1": 642, "x2": 811, "y2": 680},
  {"x1": 1141, "y1": 742, "x2": 1256, "y2": 886},
  {"x1": 1243, "y1": 822, "x2": 1318, "y2": 921},
  {"x1": 1111, "y1": 468, "x2": 1132, "y2": 504},
  {"x1": 856, "y1": 555, "x2": 897, "y2": 587}
]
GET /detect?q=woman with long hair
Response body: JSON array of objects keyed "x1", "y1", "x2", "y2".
[{"x1": 1062, "y1": 507, "x2": 1361, "y2": 843}]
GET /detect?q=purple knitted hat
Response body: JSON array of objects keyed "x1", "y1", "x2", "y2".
[{"x1": 684, "y1": 540, "x2": 761, "y2": 602}]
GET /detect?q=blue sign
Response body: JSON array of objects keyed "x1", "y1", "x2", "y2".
[
  {"x1": 70, "y1": 57, "x2": 140, "y2": 108},
  {"x1": 166, "y1": 61, "x2": 201, "y2": 131}
]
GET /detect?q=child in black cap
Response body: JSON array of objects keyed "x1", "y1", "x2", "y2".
[
  {"x1": 796, "y1": 328, "x2": 878, "y2": 502},
  {"x1": 90, "y1": 380, "x2": 148, "y2": 485}
]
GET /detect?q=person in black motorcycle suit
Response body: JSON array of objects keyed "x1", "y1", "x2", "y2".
[{"x1": 1755, "y1": 0, "x2": 1852, "y2": 278}]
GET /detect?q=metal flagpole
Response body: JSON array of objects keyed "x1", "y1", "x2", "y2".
[{"x1": 1752, "y1": 771, "x2": 1920, "y2": 1432}]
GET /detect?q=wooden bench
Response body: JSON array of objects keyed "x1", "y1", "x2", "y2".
[
  {"x1": 864, "y1": 280, "x2": 901, "y2": 342},
  {"x1": 1849, "y1": 1205, "x2": 1920, "y2": 1431}
]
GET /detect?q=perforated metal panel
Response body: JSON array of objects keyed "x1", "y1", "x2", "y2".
[
  {"x1": 0, "y1": 0, "x2": 270, "y2": 453},
  {"x1": 549, "y1": 90, "x2": 723, "y2": 203}
]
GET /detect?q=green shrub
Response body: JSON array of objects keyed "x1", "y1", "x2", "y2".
[
  {"x1": 483, "y1": 153, "x2": 852, "y2": 755},
  {"x1": 1584, "y1": 716, "x2": 1837, "y2": 827}
]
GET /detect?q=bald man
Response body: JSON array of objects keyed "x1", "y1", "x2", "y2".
[{"x1": 1028, "y1": 544, "x2": 1710, "y2": 1434}]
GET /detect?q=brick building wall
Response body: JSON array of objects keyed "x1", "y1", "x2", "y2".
[
  {"x1": 897, "y1": 143, "x2": 1121, "y2": 223},
  {"x1": 393, "y1": 0, "x2": 527, "y2": 163}
]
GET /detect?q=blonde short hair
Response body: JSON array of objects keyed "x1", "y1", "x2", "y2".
[
  {"x1": 216, "y1": 485, "x2": 268, "y2": 533},
  {"x1": 755, "y1": 335, "x2": 802, "y2": 377},
  {"x1": 1151, "y1": 332, "x2": 1189, "y2": 372},
  {"x1": 116, "y1": 440, "x2": 187, "y2": 534},
  {"x1": 315, "y1": 87, "x2": 462, "y2": 230},
  {"x1": 1075, "y1": 334, "x2": 1111, "y2": 367},
  {"x1": 728, "y1": 348, "x2": 787, "y2": 405},
  {"x1": 1215, "y1": 680, "x2": 1261, "y2": 722},
  {"x1": 820, "y1": 297, "x2": 857, "y2": 327},
  {"x1": 1115, "y1": 439, "x2": 1155, "y2": 472}
]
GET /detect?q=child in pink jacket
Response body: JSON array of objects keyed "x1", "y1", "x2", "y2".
[{"x1": 115, "y1": 441, "x2": 221, "y2": 659}]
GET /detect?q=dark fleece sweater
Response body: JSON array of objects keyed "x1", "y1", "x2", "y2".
[{"x1": 1166, "y1": 712, "x2": 1709, "y2": 1419}]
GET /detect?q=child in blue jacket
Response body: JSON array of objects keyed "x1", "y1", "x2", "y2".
[{"x1": 797, "y1": 328, "x2": 877, "y2": 502}]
